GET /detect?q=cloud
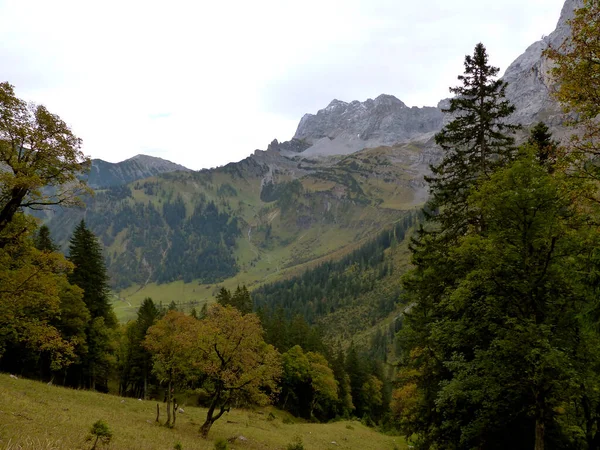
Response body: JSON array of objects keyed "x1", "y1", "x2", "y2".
[{"x1": 0, "y1": 0, "x2": 566, "y2": 169}]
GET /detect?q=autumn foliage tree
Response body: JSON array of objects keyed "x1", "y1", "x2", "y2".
[
  {"x1": 144, "y1": 310, "x2": 196, "y2": 427},
  {"x1": 145, "y1": 306, "x2": 281, "y2": 437},
  {"x1": 192, "y1": 305, "x2": 281, "y2": 437},
  {"x1": 0, "y1": 82, "x2": 90, "y2": 247},
  {"x1": 545, "y1": 0, "x2": 600, "y2": 185},
  {"x1": 0, "y1": 215, "x2": 79, "y2": 376}
]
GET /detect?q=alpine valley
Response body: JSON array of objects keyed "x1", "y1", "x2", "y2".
[{"x1": 44, "y1": 0, "x2": 579, "y2": 340}]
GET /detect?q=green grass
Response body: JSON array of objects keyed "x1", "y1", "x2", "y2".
[{"x1": 0, "y1": 374, "x2": 406, "y2": 450}]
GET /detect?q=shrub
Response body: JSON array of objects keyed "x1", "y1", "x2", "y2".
[
  {"x1": 213, "y1": 438, "x2": 229, "y2": 450},
  {"x1": 89, "y1": 420, "x2": 112, "y2": 450},
  {"x1": 286, "y1": 437, "x2": 304, "y2": 450}
]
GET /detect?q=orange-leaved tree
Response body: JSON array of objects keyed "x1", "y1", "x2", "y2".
[
  {"x1": 193, "y1": 305, "x2": 281, "y2": 438},
  {"x1": 144, "y1": 310, "x2": 197, "y2": 427}
]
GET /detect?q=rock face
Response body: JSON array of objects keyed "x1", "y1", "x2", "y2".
[
  {"x1": 284, "y1": 0, "x2": 580, "y2": 157},
  {"x1": 502, "y1": 0, "x2": 583, "y2": 126},
  {"x1": 87, "y1": 154, "x2": 190, "y2": 189},
  {"x1": 293, "y1": 95, "x2": 443, "y2": 156}
]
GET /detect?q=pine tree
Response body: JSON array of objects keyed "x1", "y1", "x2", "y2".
[
  {"x1": 428, "y1": 42, "x2": 519, "y2": 237},
  {"x1": 68, "y1": 220, "x2": 115, "y2": 326},
  {"x1": 119, "y1": 298, "x2": 161, "y2": 398},
  {"x1": 396, "y1": 43, "x2": 522, "y2": 447},
  {"x1": 527, "y1": 122, "x2": 559, "y2": 170},
  {"x1": 215, "y1": 287, "x2": 232, "y2": 307},
  {"x1": 34, "y1": 225, "x2": 58, "y2": 252},
  {"x1": 231, "y1": 285, "x2": 253, "y2": 314},
  {"x1": 67, "y1": 220, "x2": 116, "y2": 389}
]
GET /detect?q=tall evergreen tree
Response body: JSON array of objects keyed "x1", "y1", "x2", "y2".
[
  {"x1": 395, "y1": 43, "x2": 523, "y2": 448},
  {"x1": 68, "y1": 220, "x2": 115, "y2": 326},
  {"x1": 118, "y1": 298, "x2": 161, "y2": 398},
  {"x1": 67, "y1": 220, "x2": 116, "y2": 389},
  {"x1": 428, "y1": 42, "x2": 519, "y2": 237}
]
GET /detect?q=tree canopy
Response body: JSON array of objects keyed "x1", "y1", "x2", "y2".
[{"x1": 0, "y1": 82, "x2": 90, "y2": 246}]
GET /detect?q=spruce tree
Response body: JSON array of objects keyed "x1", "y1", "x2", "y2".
[
  {"x1": 215, "y1": 287, "x2": 232, "y2": 307},
  {"x1": 67, "y1": 220, "x2": 116, "y2": 389},
  {"x1": 397, "y1": 43, "x2": 520, "y2": 447},
  {"x1": 34, "y1": 225, "x2": 58, "y2": 252},
  {"x1": 68, "y1": 220, "x2": 115, "y2": 327},
  {"x1": 428, "y1": 42, "x2": 519, "y2": 237},
  {"x1": 527, "y1": 122, "x2": 559, "y2": 169}
]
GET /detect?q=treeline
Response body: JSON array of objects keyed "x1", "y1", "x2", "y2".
[{"x1": 253, "y1": 211, "x2": 422, "y2": 325}]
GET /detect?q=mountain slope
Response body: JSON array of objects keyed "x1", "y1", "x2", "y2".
[{"x1": 87, "y1": 154, "x2": 191, "y2": 189}]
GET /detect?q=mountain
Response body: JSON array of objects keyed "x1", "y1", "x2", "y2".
[
  {"x1": 42, "y1": 0, "x2": 578, "y2": 325},
  {"x1": 503, "y1": 0, "x2": 583, "y2": 126},
  {"x1": 288, "y1": 0, "x2": 579, "y2": 158},
  {"x1": 293, "y1": 95, "x2": 443, "y2": 157},
  {"x1": 87, "y1": 154, "x2": 191, "y2": 189}
]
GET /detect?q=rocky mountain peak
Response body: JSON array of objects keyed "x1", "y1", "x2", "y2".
[{"x1": 293, "y1": 95, "x2": 443, "y2": 156}]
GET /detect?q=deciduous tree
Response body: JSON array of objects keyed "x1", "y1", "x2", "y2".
[
  {"x1": 192, "y1": 305, "x2": 281, "y2": 437},
  {"x1": 0, "y1": 82, "x2": 90, "y2": 246}
]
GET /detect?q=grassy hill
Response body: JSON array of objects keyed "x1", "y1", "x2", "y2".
[{"x1": 0, "y1": 374, "x2": 406, "y2": 450}]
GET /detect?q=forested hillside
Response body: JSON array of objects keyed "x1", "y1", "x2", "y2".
[{"x1": 45, "y1": 143, "x2": 427, "y2": 299}]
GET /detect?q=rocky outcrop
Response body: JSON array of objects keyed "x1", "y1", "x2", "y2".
[
  {"x1": 282, "y1": 0, "x2": 580, "y2": 158},
  {"x1": 292, "y1": 95, "x2": 443, "y2": 156},
  {"x1": 87, "y1": 154, "x2": 190, "y2": 189},
  {"x1": 502, "y1": 0, "x2": 583, "y2": 125}
]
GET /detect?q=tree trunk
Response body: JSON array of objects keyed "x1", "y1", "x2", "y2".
[
  {"x1": 200, "y1": 387, "x2": 229, "y2": 438},
  {"x1": 200, "y1": 394, "x2": 218, "y2": 438},
  {"x1": 166, "y1": 378, "x2": 172, "y2": 427},
  {"x1": 535, "y1": 418, "x2": 544, "y2": 450},
  {"x1": 172, "y1": 399, "x2": 178, "y2": 428},
  {"x1": 143, "y1": 372, "x2": 148, "y2": 400},
  {"x1": 156, "y1": 403, "x2": 160, "y2": 422},
  {"x1": 0, "y1": 187, "x2": 28, "y2": 245}
]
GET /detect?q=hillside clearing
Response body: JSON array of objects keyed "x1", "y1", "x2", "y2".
[{"x1": 0, "y1": 375, "x2": 405, "y2": 450}]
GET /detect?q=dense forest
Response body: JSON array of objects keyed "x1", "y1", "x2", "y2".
[{"x1": 254, "y1": 211, "x2": 421, "y2": 326}]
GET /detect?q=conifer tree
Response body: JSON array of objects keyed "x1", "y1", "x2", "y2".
[
  {"x1": 428, "y1": 42, "x2": 519, "y2": 237},
  {"x1": 215, "y1": 286, "x2": 232, "y2": 307},
  {"x1": 527, "y1": 122, "x2": 559, "y2": 170},
  {"x1": 68, "y1": 220, "x2": 115, "y2": 326},
  {"x1": 67, "y1": 220, "x2": 116, "y2": 389},
  {"x1": 397, "y1": 43, "x2": 521, "y2": 447},
  {"x1": 34, "y1": 225, "x2": 58, "y2": 252}
]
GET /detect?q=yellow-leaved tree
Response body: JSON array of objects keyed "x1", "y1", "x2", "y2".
[
  {"x1": 545, "y1": 0, "x2": 600, "y2": 184},
  {"x1": 193, "y1": 305, "x2": 281, "y2": 437},
  {"x1": 0, "y1": 81, "x2": 90, "y2": 247},
  {"x1": 145, "y1": 306, "x2": 281, "y2": 437}
]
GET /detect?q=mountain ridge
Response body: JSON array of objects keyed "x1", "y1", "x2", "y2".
[{"x1": 87, "y1": 154, "x2": 191, "y2": 189}]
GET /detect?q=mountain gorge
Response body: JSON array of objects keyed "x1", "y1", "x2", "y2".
[{"x1": 43, "y1": 0, "x2": 577, "y2": 325}]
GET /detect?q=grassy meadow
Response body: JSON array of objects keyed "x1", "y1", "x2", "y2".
[{"x1": 0, "y1": 374, "x2": 406, "y2": 450}]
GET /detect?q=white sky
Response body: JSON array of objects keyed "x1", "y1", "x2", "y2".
[{"x1": 0, "y1": 0, "x2": 566, "y2": 170}]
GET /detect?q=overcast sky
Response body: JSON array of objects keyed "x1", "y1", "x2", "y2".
[{"x1": 0, "y1": 0, "x2": 566, "y2": 170}]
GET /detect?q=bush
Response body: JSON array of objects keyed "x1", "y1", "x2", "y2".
[
  {"x1": 213, "y1": 438, "x2": 229, "y2": 450},
  {"x1": 174, "y1": 442, "x2": 183, "y2": 450},
  {"x1": 89, "y1": 420, "x2": 112, "y2": 450},
  {"x1": 286, "y1": 437, "x2": 304, "y2": 450}
]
